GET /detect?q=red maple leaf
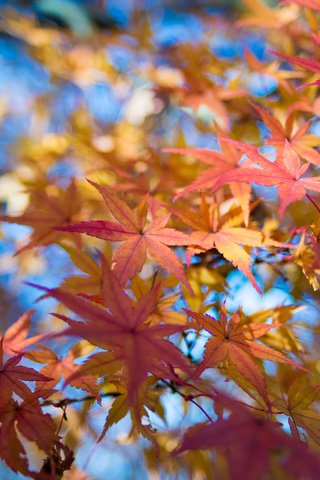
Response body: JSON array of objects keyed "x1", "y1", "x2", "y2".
[
  {"x1": 27, "y1": 257, "x2": 191, "y2": 406},
  {"x1": 210, "y1": 139, "x2": 320, "y2": 216},
  {"x1": 54, "y1": 180, "x2": 194, "y2": 293},
  {"x1": 269, "y1": 49, "x2": 320, "y2": 88},
  {"x1": 0, "y1": 339, "x2": 52, "y2": 405},
  {"x1": 175, "y1": 400, "x2": 320, "y2": 480},
  {"x1": 0, "y1": 395, "x2": 57, "y2": 475},
  {"x1": 164, "y1": 128, "x2": 252, "y2": 225},
  {"x1": 0, "y1": 180, "x2": 82, "y2": 254}
]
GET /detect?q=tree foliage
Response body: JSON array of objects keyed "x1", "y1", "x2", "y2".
[{"x1": 1, "y1": 0, "x2": 320, "y2": 478}]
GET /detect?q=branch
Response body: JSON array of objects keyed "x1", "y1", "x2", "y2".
[{"x1": 41, "y1": 391, "x2": 122, "y2": 409}]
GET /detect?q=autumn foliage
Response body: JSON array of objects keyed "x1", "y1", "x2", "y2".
[{"x1": 1, "y1": 0, "x2": 320, "y2": 478}]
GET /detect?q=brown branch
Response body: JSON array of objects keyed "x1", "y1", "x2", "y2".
[{"x1": 41, "y1": 391, "x2": 122, "y2": 409}]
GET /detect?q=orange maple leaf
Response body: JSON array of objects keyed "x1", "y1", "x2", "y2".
[
  {"x1": 0, "y1": 179, "x2": 82, "y2": 254},
  {"x1": 170, "y1": 198, "x2": 290, "y2": 293},
  {"x1": 25, "y1": 343, "x2": 100, "y2": 402},
  {"x1": 1, "y1": 309, "x2": 49, "y2": 355},
  {"x1": 253, "y1": 103, "x2": 320, "y2": 167}
]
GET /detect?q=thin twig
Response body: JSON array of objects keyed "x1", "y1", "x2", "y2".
[
  {"x1": 56, "y1": 406, "x2": 67, "y2": 436},
  {"x1": 41, "y1": 391, "x2": 121, "y2": 409},
  {"x1": 187, "y1": 397, "x2": 214, "y2": 423},
  {"x1": 306, "y1": 193, "x2": 320, "y2": 215},
  {"x1": 183, "y1": 381, "x2": 281, "y2": 416},
  {"x1": 162, "y1": 380, "x2": 214, "y2": 423}
]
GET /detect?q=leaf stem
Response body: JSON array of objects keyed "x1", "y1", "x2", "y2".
[
  {"x1": 56, "y1": 405, "x2": 67, "y2": 435},
  {"x1": 306, "y1": 194, "x2": 320, "y2": 215},
  {"x1": 162, "y1": 380, "x2": 214, "y2": 423},
  {"x1": 188, "y1": 397, "x2": 214, "y2": 423}
]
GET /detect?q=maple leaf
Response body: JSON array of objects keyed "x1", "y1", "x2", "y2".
[
  {"x1": 131, "y1": 276, "x2": 187, "y2": 326},
  {"x1": 54, "y1": 180, "x2": 194, "y2": 293},
  {"x1": 59, "y1": 244, "x2": 114, "y2": 300},
  {"x1": 0, "y1": 402, "x2": 29, "y2": 475},
  {"x1": 98, "y1": 389, "x2": 129, "y2": 440},
  {"x1": 210, "y1": 139, "x2": 320, "y2": 216},
  {"x1": 25, "y1": 342, "x2": 100, "y2": 401},
  {"x1": 175, "y1": 401, "x2": 320, "y2": 480},
  {"x1": 112, "y1": 166, "x2": 178, "y2": 198},
  {"x1": 97, "y1": 378, "x2": 165, "y2": 442},
  {"x1": 155, "y1": 56, "x2": 246, "y2": 131},
  {"x1": 293, "y1": 231, "x2": 320, "y2": 290},
  {"x1": 1, "y1": 309, "x2": 49, "y2": 355},
  {"x1": 244, "y1": 48, "x2": 305, "y2": 93},
  {"x1": 28, "y1": 257, "x2": 191, "y2": 406},
  {"x1": 174, "y1": 83, "x2": 246, "y2": 132},
  {"x1": 171, "y1": 198, "x2": 290, "y2": 293},
  {"x1": 165, "y1": 129, "x2": 252, "y2": 225},
  {"x1": 0, "y1": 180, "x2": 82, "y2": 254},
  {"x1": 0, "y1": 396, "x2": 57, "y2": 475},
  {"x1": 253, "y1": 103, "x2": 320, "y2": 167},
  {"x1": 269, "y1": 49, "x2": 320, "y2": 88},
  {"x1": 189, "y1": 225, "x2": 263, "y2": 292},
  {"x1": 60, "y1": 246, "x2": 103, "y2": 293},
  {"x1": 247, "y1": 305, "x2": 305, "y2": 355},
  {"x1": 275, "y1": 378, "x2": 320, "y2": 445},
  {"x1": 0, "y1": 339, "x2": 52, "y2": 405},
  {"x1": 185, "y1": 306, "x2": 305, "y2": 405}
]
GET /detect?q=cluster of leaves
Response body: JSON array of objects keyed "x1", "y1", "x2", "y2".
[{"x1": 1, "y1": 0, "x2": 320, "y2": 478}]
